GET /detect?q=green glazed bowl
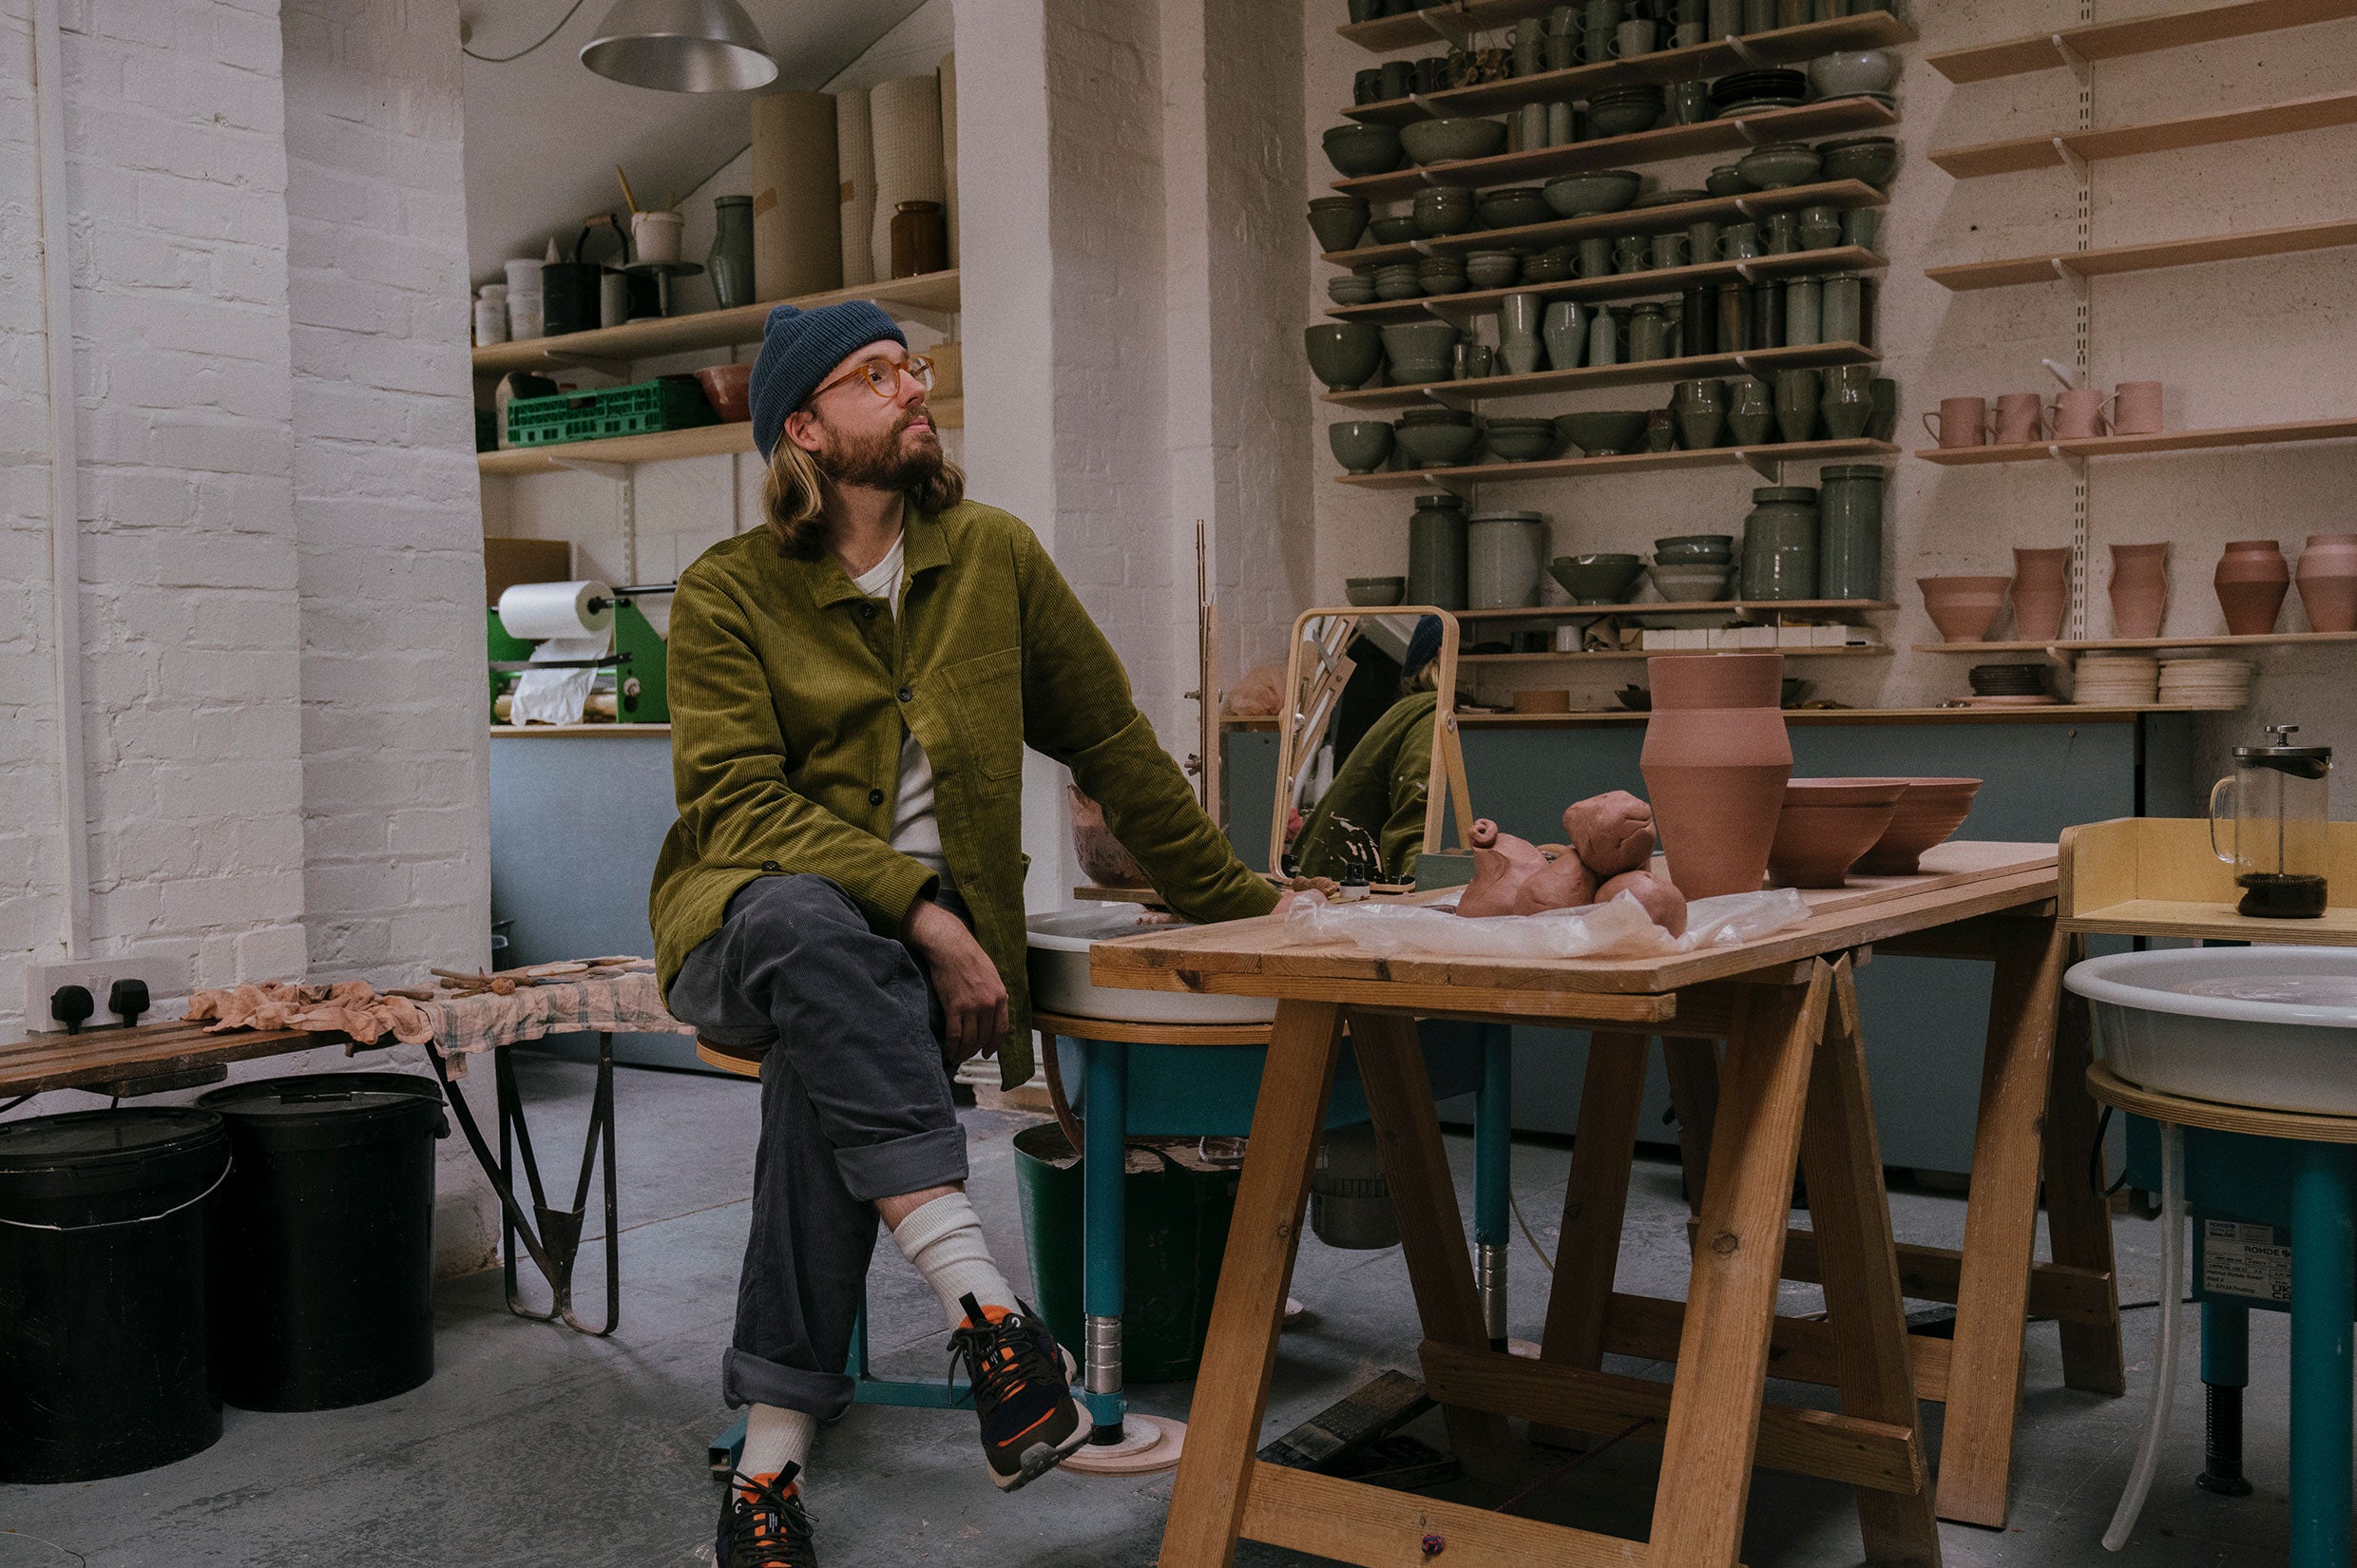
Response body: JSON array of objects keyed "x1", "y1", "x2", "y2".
[
  {"x1": 1304, "y1": 322, "x2": 1384, "y2": 391},
  {"x1": 1549, "y1": 553, "x2": 1645, "y2": 604},
  {"x1": 1328, "y1": 420, "x2": 1396, "y2": 474},
  {"x1": 1399, "y1": 117, "x2": 1509, "y2": 166},
  {"x1": 1541, "y1": 169, "x2": 1642, "y2": 218},
  {"x1": 1306, "y1": 198, "x2": 1370, "y2": 253},
  {"x1": 1485, "y1": 423, "x2": 1567, "y2": 463},
  {"x1": 1557, "y1": 409, "x2": 1650, "y2": 456},
  {"x1": 1324, "y1": 123, "x2": 1404, "y2": 178},
  {"x1": 1346, "y1": 576, "x2": 1408, "y2": 606},
  {"x1": 1817, "y1": 136, "x2": 1900, "y2": 189},
  {"x1": 1368, "y1": 215, "x2": 1420, "y2": 244},
  {"x1": 1476, "y1": 187, "x2": 1555, "y2": 229},
  {"x1": 1393, "y1": 420, "x2": 1483, "y2": 467}
]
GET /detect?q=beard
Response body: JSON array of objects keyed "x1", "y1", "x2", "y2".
[{"x1": 814, "y1": 404, "x2": 944, "y2": 492}]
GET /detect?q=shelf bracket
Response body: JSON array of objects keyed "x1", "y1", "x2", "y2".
[
  {"x1": 2050, "y1": 136, "x2": 2090, "y2": 179},
  {"x1": 1724, "y1": 35, "x2": 1775, "y2": 70},
  {"x1": 1415, "y1": 2, "x2": 1465, "y2": 44},
  {"x1": 1732, "y1": 115, "x2": 1770, "y2": 146},
  {"x1": 2049, "y1": 253, "x2": 2091, "y2": 302},
  {"x1": 528, "y1": 351, "x2": 633, "y2": 378},
  {"x1": 2050, "y1": 33, "x2": 2093, "y2": 87},
  {"x1": 1734, "y1": 259, "x2": 1760, "y2": 283},
  {"x1": 1733, "y1": 353, "x2": 1763, "y2": 375},
  {"x1": 1734, "y1": 446, "x2": 1782, "y2": 481},
  {"x1": 1733, "y1": 198, "x2": 1760, "y2": 220}
]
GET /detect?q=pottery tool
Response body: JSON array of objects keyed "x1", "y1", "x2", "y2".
[
  {"x1": 1194, "y1": 522, "x2": 1222, "y2": 822},
  {"x1": 614, "y1": 163, "x2": 642, "y2": 214}
]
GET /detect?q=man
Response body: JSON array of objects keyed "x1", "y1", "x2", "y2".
[
  {"x1": 648, "y1": 299, "x2": 1281, "y2": 1567},
  {"x1": 1290, "y1": 616, "x2": 1445, "y2": 886}
]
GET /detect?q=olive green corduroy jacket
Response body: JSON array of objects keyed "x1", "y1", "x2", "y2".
[{"x1": 649, "y1": 500, "x2": 1278, "y2": 1087}]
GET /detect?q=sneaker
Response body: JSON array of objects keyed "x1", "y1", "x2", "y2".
[
  {"x1": 947, "y1": 1291, "x2": 1094, "y2": 1490},
  {"x1": 717, "y1": 1463, "x2": 816, "y2": 1567}
]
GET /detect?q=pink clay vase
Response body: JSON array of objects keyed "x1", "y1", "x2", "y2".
[
  {"x1": 2107, "y1": 543, "x2": 2171, "y2": 639},
  {"x1": 1638, "y1": 653, "x2": 1792, "y2": 899},
  {"x1": 2296, "y1": 533, "x2": 2357, "y2": 633},
  {"x1": 2213, "y1": 540, "x2": 2290, "y2": 637}
]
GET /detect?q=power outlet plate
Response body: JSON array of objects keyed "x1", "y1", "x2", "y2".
[{"x1": 24, "y1": 956, "x2": 190, "y2": 1033}]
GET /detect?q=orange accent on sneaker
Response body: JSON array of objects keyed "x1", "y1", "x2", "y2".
[{"x1": 738, "y1": 1472, "x2": 801, "y2": 1505}]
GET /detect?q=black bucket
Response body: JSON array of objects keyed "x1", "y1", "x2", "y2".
[
  {"x1": 197, "y1": 1072, "x2": 448, "y2": 1411},
  {"x1": 0, "y1": 1108, "x2": 232, "y2": 1482}
]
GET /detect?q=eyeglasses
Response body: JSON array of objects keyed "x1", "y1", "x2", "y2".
[{"x1": 811, "y1": 353, "x2": 935, "y2": 403}]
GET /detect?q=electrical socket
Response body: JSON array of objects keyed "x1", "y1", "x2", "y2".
[{"x1": 25, "y1": 956, "x2": 190, "y2": 1033}]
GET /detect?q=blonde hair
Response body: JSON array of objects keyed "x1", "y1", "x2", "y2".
[{"x1": 760, "y1": 430, "x2": 967, "y2": 557}]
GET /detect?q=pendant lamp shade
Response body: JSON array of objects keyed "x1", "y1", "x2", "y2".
[{"x1": 580, "y1": 0, "x2": 778, "y2": 92}]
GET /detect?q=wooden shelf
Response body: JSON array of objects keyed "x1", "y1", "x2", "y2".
[
  {"x1": 1927, "y1": 0, "x2": 2357, "y2": 85},
  {"x1": 1915, "y1": 631, "x2": 2357, "y2": 654},
  {"x1": 1324, "y1": 181, "x2": 1885, "y2": 270},
  {"x1": 1457, "y1": 599, "x2": 1893, "y2": 620},
  {"x1": 1911, "y1": 415, "x2": 2357, "y2": 466},
  {"x1": 1332, "y1": 98, "x2": 1897, "y2": 201},
  {"x1": 1928, "y1": 87, "x2": 2357, "y2": 179},
  {"x1": 1331, "y1": 246, "x2": 1887, "y2": 324},
  {"x1": 470, "y1": 270, "x2": 961, "y2": 374},
  {"x1": 1339, "y1": 437, "x2": 1899, "y2": 489},
  {"x1": 1224, "y1": 703, "x2": 2230, "y2": 730},
  {"x1": 1345, "y1": 14, "x2": 1914, "y2": 124},
  {"x1": 1466, "y1": 643, "x2": 1888, "y2": 664},
  {"x1": 477, "y1": 398, "x2": 963, "y2": 475},
  {"x1": 1324, "y1": 341, "x2": 1875, "y2": 410},
  {"x1": 1926, "y1": 218, "x2": 2357, "y2": 290}
]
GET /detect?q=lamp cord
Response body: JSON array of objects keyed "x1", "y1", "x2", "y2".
[{"x1": 463, "y1": 0, "x2": 587, "y2": 64}]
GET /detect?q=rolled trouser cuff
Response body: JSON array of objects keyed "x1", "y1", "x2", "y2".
[
  {"x1": 835, "y1": 1124, "x2": 970, "y2": 1204},
  {"x1": 722, "y1": 1345, "x2": 857, "y2": 1424}
]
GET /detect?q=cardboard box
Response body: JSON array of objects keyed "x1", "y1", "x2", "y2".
[{"x1": 484, "y1": 537, "x2": 573, "y2": 608}]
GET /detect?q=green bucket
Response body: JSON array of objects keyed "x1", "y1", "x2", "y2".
[{"x1": 1010, "y1": 1123, "x2": 1240, "y2": 1384}]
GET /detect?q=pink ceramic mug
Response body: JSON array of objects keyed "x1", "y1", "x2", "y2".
[
  {"x1": 1993, "y1": 392, "x2": 2045, "y2": 445},
  {"x1": 2112, "y1": 379, "x2": 2163, "y2": 435},
  {"x1": 1922, "y1": 395, "x2": 1990, "y2": 449},
  {"x1": 2048, "y1": 387, "x2": 2109, "y2": 440}
]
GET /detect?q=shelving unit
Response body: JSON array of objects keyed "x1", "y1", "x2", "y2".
[
  {"x1": 1332, "y1": 98, "x2": 1897, "y2": 201},
  {"x1": 470, "y1": 270, "x2": 961, "y2": 375},
  {"x1": 1224, "y1": 703, "x2": 2244, "y2": 730},
  {"x1": 1465, "y1": 643, "x2": 1888, "y2": 664},
  {"x1": 1339, "y1": 437, "x2": 1899, "y2": 490},
  {"x1": 1914, "y1": 630, "x2": 2357, "y2": 655},
  {"x1": 1322, "y1": 180, "x2": 1886, "y2": 269},
  {"x1": 1926, "y1": 217, "x2": 2357, "y2": 291},
  {"x1": 1330, "y1": 245, "x2": 1886, "y2": 324},
  {"x1": 1926, "y1": 0, "x2": 2357, "y2": 84},
  {"x1": 1911, "y1": 414, "x2": 2357, "y2": 467},
  {"x1": 1928, "y1": 87, "x2": 2357, "y2": 179},
  {"x1": 1325, "y1": 340, "x2": 1876, "y2": 409},
  {"x1": 477, "y1": 396, "x2": 966, "y2": 475},
  {"x1": 1344, "y1": 14, "x2": 1915, "y2": 124},
  {"x1": 1456, "y1": 598, "x2": 1892, "y2": 620}
]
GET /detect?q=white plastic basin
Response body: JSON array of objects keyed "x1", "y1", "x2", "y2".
[
  {"x1": 1025, "y1": 904, "x2": 1278, "y2": 1026},
  {"x1": 2065, "y1": 946, "x2": 2357, "y2": 1116}
]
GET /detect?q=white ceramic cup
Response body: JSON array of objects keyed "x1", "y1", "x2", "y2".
[{"x1": 631, "y1": 209, "x2": 685, "y2": 264}]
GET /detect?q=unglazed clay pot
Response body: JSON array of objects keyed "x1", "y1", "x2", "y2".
[
  {"x1": 2009, "y1": 547, "x2": 2071, "y2": 641},
  {"x1": 1917, "y1": 576, "x2": 2011, "y2": 643},
  {"x1": 1639, "y1": 653, "x2": 1793, "y2": 900},
  {"x1": 1599, "y1": 869, "x2": 1687, "y2": 936},
  {"x1": 2296, "y1": 532, "x2": 2357, "y2": 633},
  {"x1": 2214, "y1": 540, "x2": 2290, "y2": 637},
  {"x1": 1456, "y1": 819, "x2": 1548, "y2": 918},
  {"x1": 1511, "y1": 850, "x2": 1599, "y2": 916},
  {"x1": 1853, "y1": 777, "x2": 1983, "y2": 876},
  {"x1": 1767, "y1": 779, "x2": 1906, "y2": 889},
  {"x1": 2108, "y1": 542, "x2": 2171, "y2": 638},
  {"x1": 1562, "y1": 791, "x2": 1655, "y2": 877}
]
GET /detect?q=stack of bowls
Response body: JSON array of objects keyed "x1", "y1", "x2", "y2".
[
  {"x1": 1369, "y1": 215, "x2": 1421, "y2": 245},
  {"x1": 1584, "y1": 86, "x2": 1664, "y2": 139},
  {"x1": 1647, "y1": 533, "x2": 1734, "y2": 602},
  {"x1": 2157, "y1": 659, "x2": 2254, "y2": 706},
  {"x1": 1417, "y1": 254, "x2": 1469, "y2": 295},
  {"x1": 1476, "y1": 186, "x2": 1555, "y2": 229},
  {"x1": 1464, "y1": 250, "x2": 1523, "y2": 290},
  {"x1": 1382, "y1": 321, "x2": 1462, "y2": 383},
  {"x1": 1307, "y1": 195, "x2": 1370, "y2": 254},
  {"x1": 1967, "y1": 664, "x2": 2052, "y2": 706},
  {"x1": 1705, "y1": 163, "x2": 1752, "y2": 196},
  {"x1": 2071, "y1": 653, "x2": 2161, "y2": 705},
  {"x1": 1709, "y1": 69, "x2": 1807, "y2": 116},
  {"x1": 1485, "y1": 416, "x2": 1566, "y2": 463},
  {"x1": 1769, "y1": 778, "x2": 1908, "y2": 888},
  {"x1": 1400, "y1": 117, "x2": 1509, "y2": 167},
  {"x1": 1393, "y1": 406, "x2": 1480, "y2": 467},
  {"x1": 1541, "y1": 169, "x2": 1643, "y2": 217},
  {"x1": 1328, "y1": 272, "x2": 1379, "y2": 306},
  {"x1": 1323, "y1": 123, "x2": 1404, "y2": 178},
  {"x1": 1373, "y1": 261, "x2": 1426, "y2": 300},
  {"x1": 1854, "y1": 778, "x2": 1984, "y2": 875},
  {"x1": 1411, "y1": 185, "x2": 1478, "y2": 237},
  {"x1": 1734, "y1": 142, "x2": 1823, "y2": 190},
  {"x1": 1817, "y1": 135, "x2": 1901, "y2": 188},
  {"x1": 1522, "y1": 245, "x2": 1577, "y2": 282}
]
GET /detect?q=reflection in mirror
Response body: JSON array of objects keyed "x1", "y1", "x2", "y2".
[{"x1": 1271, "y1": 608, "x2": 1469, "y2": 889}]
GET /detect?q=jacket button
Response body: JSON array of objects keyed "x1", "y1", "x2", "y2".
[
  {"x1": 897, "y1": 685, "x2": 913, "y2": 702},
  {"x1": 760, "y1": 860, "x2": 780, "y2": 873},
  {"x1": 869, "y1": 788, "x2": 885, "y2": 806},
  {"x1": 860, "y1": 602, "x2": 876, "y2": 620}
]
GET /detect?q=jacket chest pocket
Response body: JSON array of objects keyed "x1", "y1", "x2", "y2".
[{"x1": 943, "y1": 646, "x2": 1025, "y2": 781}]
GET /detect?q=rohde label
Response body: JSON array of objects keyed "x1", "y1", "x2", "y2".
[{"x1": 2201, "y1": 1219, "x2": 2291, "y2": 1305}]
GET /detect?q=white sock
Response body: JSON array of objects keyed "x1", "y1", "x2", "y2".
[
  {"x1": 891, "y1": 1191, "x2": 1017, "y2": 1330},
  {"x1": 738, "y1": 1404, "x2": 814, "y2": 1491}
]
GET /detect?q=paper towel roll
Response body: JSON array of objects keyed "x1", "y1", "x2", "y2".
[
  {"x1": 751, "y1": 90, "x2": 842, "y2": 302},
  {"x1": 497, "y1": 580, "x2": 614, "y2": 641},
  {"x1": 835, "y1": 88, "x2": 876, "y2": 288},
  {"x1": 868, "y1": 73, "x2": 946, "y2": 281},
  {"x1": 939, "y1": 52, "x2": 959, "y2": 267}
]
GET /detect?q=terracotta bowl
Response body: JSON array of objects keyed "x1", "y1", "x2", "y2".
[
  {"x1": 1916, "y1": 576, "x2": 2011, "y2": 643},
  {"x1": 1767, "y1": 779, "x2": 1906, "y2": 888},
  {"x1": 1852, "y1": 777, "x2": 1983, "y2": 875},
  {"x1": 694, "y1": 363, "x2": 755, "y2": 423}
]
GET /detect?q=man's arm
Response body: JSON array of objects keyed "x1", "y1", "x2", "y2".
[
  {"x1": 668, "y1": 567, "x2": 939, "y2": 930},
  {"x1": 1011, "y1": 526, "x2": 1278, "y2": 925}
]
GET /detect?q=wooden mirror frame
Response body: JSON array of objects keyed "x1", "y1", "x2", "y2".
[{"x1": 1266, "y1": 606, "x2": 1474, "y2": 883}]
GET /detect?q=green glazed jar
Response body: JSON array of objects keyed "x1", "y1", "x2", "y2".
[
  {"x1": 1816, "y1": 464, "x2": 1886, "y2": 601},
  {"x1": 1407, "y1": 492, "x2": 1469, "y2": 610},
  {"x1": 1740, "y1": 486, "x2": 1819, "y2": 600}
]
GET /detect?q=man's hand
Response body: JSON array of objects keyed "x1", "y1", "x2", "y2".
[{"x1": 904, "y1": 897, "x2": 1008, "y2": 1065}]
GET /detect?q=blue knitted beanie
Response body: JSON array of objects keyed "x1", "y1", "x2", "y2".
[{"x1": 747, "y1": 299, "x2": 909, "y2": 460}]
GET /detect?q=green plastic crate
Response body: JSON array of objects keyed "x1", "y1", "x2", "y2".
[{"x1": 506, "y1": 375, "x2": 717, "y2": 448}]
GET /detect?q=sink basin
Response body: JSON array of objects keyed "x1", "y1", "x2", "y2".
[
  {"x1": 1025, "y1": 905, "x2": 1277, "y2": 1026},
  {"x1": 2066, "y1": 946, "x2": 2357, "y2": 1115}
]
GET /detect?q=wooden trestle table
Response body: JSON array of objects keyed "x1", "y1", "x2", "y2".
[{"x1": 1086, "y1": 842, "x2": 2120, "y2": 1567}]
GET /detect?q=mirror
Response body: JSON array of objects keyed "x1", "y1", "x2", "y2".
[{"x1": 1268, "y1": 606, "x2": 1473, "y2": 888}]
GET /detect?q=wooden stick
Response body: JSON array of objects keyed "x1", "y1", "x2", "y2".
[{"x1": 615, "y1": 163, "x2": 641, "y2": 214}]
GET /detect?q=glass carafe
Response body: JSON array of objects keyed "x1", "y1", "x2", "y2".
[{"x1": 2210, "y1": 724, "x2": 2332, "y2": 917}]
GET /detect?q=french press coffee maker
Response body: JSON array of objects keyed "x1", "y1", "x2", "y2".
[{"x1": 2209, "y1": 723, "x2": 2333, "y2": 918}]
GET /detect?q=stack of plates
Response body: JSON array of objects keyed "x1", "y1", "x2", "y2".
[
  {"x1": 2157, "y1": 659, "x2": 2254, "y2": 707},
  {"x1": 1966, "y1": 663, "x2": 2053, "y2": 705},
  {"x1": 2070, "y1": 654, "x2": 2159, "y2": 706},
  {"x1": 1709, "y1": 69, "x2": 1807, "y2": 115}
]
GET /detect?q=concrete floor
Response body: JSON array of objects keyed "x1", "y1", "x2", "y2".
[{"x1": 0, "y1": 1052, "x2": 2297, "y2": 1567}]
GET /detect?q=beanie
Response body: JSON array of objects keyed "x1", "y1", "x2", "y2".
[
  {"x1": 747, "y1": 299, "x2": 909, "y2": 461},
  {"x1": 1399, "y1": 614, "x2": 1445, "y2": 691}
]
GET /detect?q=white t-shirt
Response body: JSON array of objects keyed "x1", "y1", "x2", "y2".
[{"x1": 851, "y1": 535, "x2": 954, "y2": 892}]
